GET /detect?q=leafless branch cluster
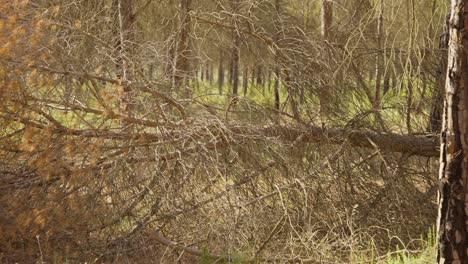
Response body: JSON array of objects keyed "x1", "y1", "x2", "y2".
[{"x1": 0, "y1": 0, "x2": 444, "y2": 263}]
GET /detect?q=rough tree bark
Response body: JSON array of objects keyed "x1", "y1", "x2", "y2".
[
  {"x1": 230, "y1": 0, "x2": 241, "y2": 96},
  {"x1": 114, "y1": 0, "x2": 135, "y2": 114},
  {"x1": 405, "y1": 0, "x2": 416, "y2": 134},
  {"x1": 320, "y1": 0, "x2": 333, "y2": 40},
  {"x1": 230, "y1": 125, "x2": 438, "y2": 157},
  {"x1": 218, "y1": 49, "x2": 224, "y2": 95},
  {"x1": 437, "y1": 0, "x2": 468, "y2": 263},
  {"x1": 273, "y1": 66, "x2": 280, "y2": 110},
  {"x1": 175, "y1": 0, "x2": 192, "y2": 95},
  {"x1": 373, "y1": 0, "x2": 384, "y2": 109},
  {"x1": 428, "y1": 15, "x2": 449, "y2": 133}
]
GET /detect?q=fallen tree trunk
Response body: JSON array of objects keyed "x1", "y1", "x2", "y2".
[
  {"x1": 12, "y1": 64, "x2": 439, "y2": 157},
  {"x1": 232, "y1": 125, "x2": 439, "y2": 157},
  {"x1": 0, "y1": 125, "x2": 438, "y2": 191}
]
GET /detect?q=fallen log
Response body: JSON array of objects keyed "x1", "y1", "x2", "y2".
[{"x1": 232, "y1": 125, "x2": 439, "y2": 157}]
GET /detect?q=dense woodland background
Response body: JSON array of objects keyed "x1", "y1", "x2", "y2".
[{"x1": 0, "y1": 0, "x2": 450, "y2": 263}]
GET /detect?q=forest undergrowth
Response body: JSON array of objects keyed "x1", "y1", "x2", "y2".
[{"x1": 0, "y1": 0, "x2": 446, "y2": 263}]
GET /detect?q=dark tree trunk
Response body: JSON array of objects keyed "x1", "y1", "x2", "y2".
[
  {"x1": 268, "y1": 70, "x2": 272, "y2": 92},
  {"x1": 193, "y1": 67, "x2": 199, "y2": 90},
  {"x1": 175, "y1": 0, "x2": 192, "y2": 94},
  {"x1": 218, "y1": 50, "x2": 225, "y2": 95},
  {"x1": 228, "y1": 56, "x2": 233, "y2": 85},
  {"x1": 232, "y1": 57, "x2": 239, "y2": 96},
  {"x1": 321, "y1": 0, "x2": 333, "y2": 40},
  {"x1": 231, "y1": 0, "x2": 241, "y2": 96},
  {"x1": 405, "y1": 0, "x2": 415, "y2": 134},
  {"x1": 243, "y1": 66, "x2": 248, "y2": 96},
  {"x1": 113, "y1": 0, "x2": 135, "y2": 115},
  {"x1": 251, "y1": 66, "x2": 256, "y2": 87},
  {"x1": 257, "y1": 65, "x2": 263, "y2": 87},
  {"x1": 391, "y1": 72, "x2": 397, "y2": 92},
  {"x1": 406, "y1": 80, "x2": 413, "y2": 133},
  {"x1": 148, "y1": 64, "x2": 154, "y2": 79},
  {"x1": 300, "y1": 85, "x2": 305, "y2": 104},
  {"x1": 369, "y1": 70, "x2": 374, "y2": 84},
  {"x1": 284, "y1": 69, "x2": 300, "y2": 120},
  {"x1": 274, "y1": 67, "x2": 280, "y2": 110},
  {"x1": 383, "y1": 75, "x2": 390, "y2": 95},
  {"x1": 273, "y1": 0, "x2": 281, "y2": 111},
  {"x1": 209, "y1": 63, "x2": 214, "y2": 85},
  {"x1": 437, "y1": 1, "x2": 468, "y2": 263}
]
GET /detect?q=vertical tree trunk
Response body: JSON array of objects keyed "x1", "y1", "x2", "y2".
[
  {"x1": 148, "y1": 63, "x2": 154, "y2": 79},
  {"x1": 428, "y1": 15, "x2": 449, "y2": 133},
  {"x1": 243, "y1": 66, "x2": 248, "y2": 96},
  {"x1": 405, "y1": 0, "x2": 416, "y2": 134},
  {"x1": 175, "y1": 0, "x2": 192, "y2": 94},
  {"x1": 268, "y1": 70, "x2": 272, "y2": 92},
  {"x1": 228, "y1": 55, "x2": 233, "y2": 85},
  {"x1": 300, "y1": 85, "x2": 305, "y2": 104},
  {"x1": 218, "y1": 50, "x2": 224, "y2": 95},
  {"x1": 251, "y1": 66, "x2": 256, "y2": 87},
  {"x1": 421, "y1": 73, "x2": 427, "y2": 109},
  {"x1": 273, "y1": 0, "x2": 281, "y2": 111},
  {"x1": 406, "y1": 80, "x2": 413, "y2": 133},
  {"x1": 256, "y1": 65, "x2": 263, "y2": 87},
  {"x1": 274, "y1": 66, "x2": 280, "y2": 110},
  {"x1": 373, "y1": 0, "x2": 384, "y2": 109},
  {"x1": 193, "y1": 64, "x2": 199, "y2": 90},
  {"x1": 209, "y1": 63, "x2": 214, "y2": 85},
  {"x1": 284, "y1": 69, "x2": 300, "y2": 120},
  {"x1": 231, "y1": 0, "x2": 241, "y2": 96},
  {"x1": 200, "y1": 67, "x2": 205, "y2": 82},
  {"x1": 114, "y1": 0, "x2": 135, "y2": 115},
  {"x1": 429, "y1": 0, "x2": 438, "y2": 40},
  {"x1": 369, "y1": 69, "x2": 374, "y2": 84},
  {"x1": 437, "y1": 1, "x2": 468, "y2": 263},
  {"x1": 383, "y1": 75, "x2": 390, "y2": 95},
  {"x1": 165, "y1": 31, "x2": 177, "y2": 88},
  {"x1": 320, "y1": 0, "x2": 333, "y2": 40}
]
